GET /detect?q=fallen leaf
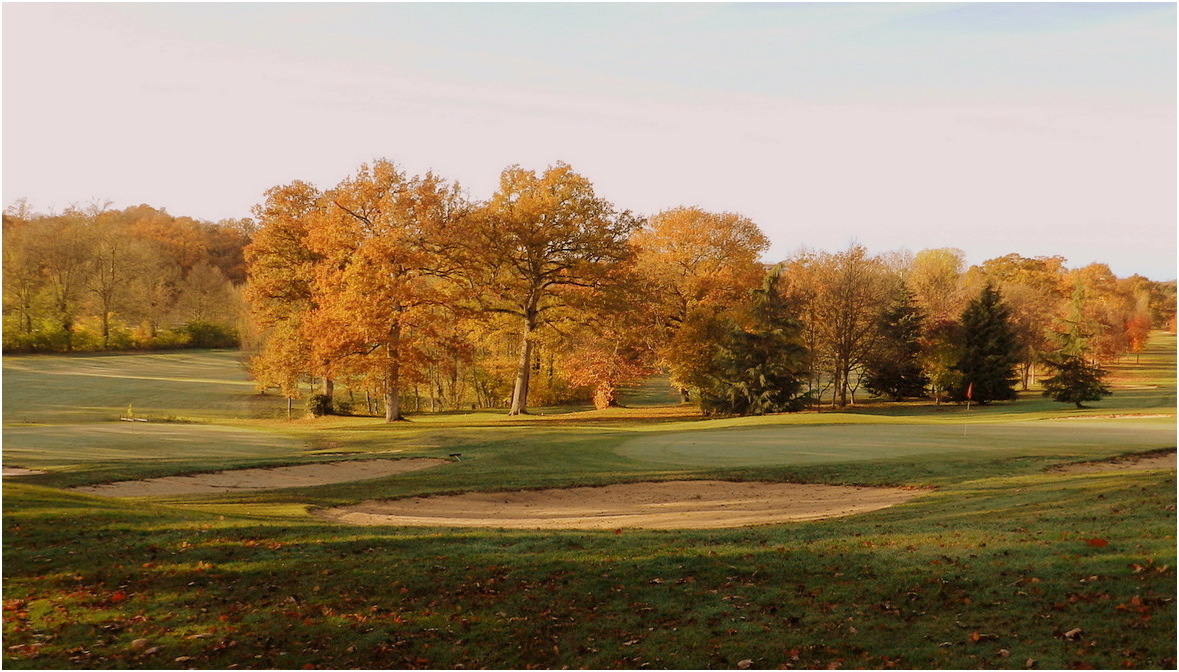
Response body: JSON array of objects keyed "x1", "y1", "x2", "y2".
[
  {"x1": 737, "y1": 659, "x2": 753, "y2": 669},
  {"x1": 1083, "y1": 538, "x2": 1108, "y2": 548}
]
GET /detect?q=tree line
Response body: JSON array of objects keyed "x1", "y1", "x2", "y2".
[
  {"x1": 4, "y1": 160, "x2": 1172, "y2": 417},
  {"x1": 239, "y1": 159, "x2": 1177, "y2": 420},
  {"x1": 2, "y1": 201, "x2": 251, "y2": 352}
]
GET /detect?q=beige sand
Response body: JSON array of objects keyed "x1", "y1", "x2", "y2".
[
  {"x1": 72, "y1": 458, "x2": 447, "y2": 497},
  {"x1": 1052, "y1": 452, "x2": 1176, "y2": 474},
  {"x1": 2, "y1": 467, "x2": 47, "y2": 477},
  {"x1": 316, "y1": 480, "x2": 925, "y2": 530}
]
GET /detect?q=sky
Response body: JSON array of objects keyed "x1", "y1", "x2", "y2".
[{"x1": 3, "y1": 2, "x2": 1176, "y2": 279}]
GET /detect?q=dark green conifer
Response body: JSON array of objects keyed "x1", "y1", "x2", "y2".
[
  {"x1": 697, "y1": 270, "x2": 809, "y2": 416},
  {"x1": 864, "y1": 285, "x2": 929, "y2": 400},
  {"x1": 954, "y1": 284, "x2": 1021, "y2": 403},
  {"x1": 1041, "y1": 356, "x2": 1111, "y2": 408}
]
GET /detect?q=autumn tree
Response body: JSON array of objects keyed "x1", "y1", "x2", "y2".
[
  {"x1": 244, "y1": 180, "x2": 323, "y2": 408},
  {"x1": 974, "y1": 254, "x2": 1068, "y2": 389},
  {"x1": 246, "y1": 320, "x2": 310, "y2": 419},
  {"x1": 1039, "y1": 280, "x2": 1111, "y2": 409},
  {"x1": 462, "y1": 162, "x2": 639, "y2": 415},
  {"x1": 3, "y1": 201, "x2": 249, "y2": 353},
  {"x1": 37, "y1": 211, "x2": 95, "y2": 350},
  {"x1": 631, "y1": 206, "x2": 769, "y2": 402},
  {"x1": 810, "y1": 243, "x2": 895, "y2": 407},
  {"x1": 777, "y1": 250, "x2": 830, "y2": 403},
  {"x1": 86, "y1": 211, "x2": 154, "y2": 347},
  {"x1": 2, "y1": 211, "x2": 44, "y2": 337},
  {"x1": 306, "y1": 161, "x2": 466, "y2": 422},
  {"x1": 921, "y1": 319, "x2": 963, "y2": 405},
  {"x1": 1147, "y1": 281, "x2": 1176, "y2": 333},
  {"x1": 175, "y1": 261, "x2": 238, "y2": 325},
  {"x1": 909, "y1": 248, "x2": 967, "y2": 324},
  {"x1": 559, "y1": 267, "x2": 657, "y2": 409}
]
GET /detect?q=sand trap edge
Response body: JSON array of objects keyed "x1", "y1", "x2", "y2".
[
  {"x1": 70, "y1": 458, "x2": 449, "y2": 497},
  {"x1": 315, "y1": 480, "x2": 926, "y2": 530}
]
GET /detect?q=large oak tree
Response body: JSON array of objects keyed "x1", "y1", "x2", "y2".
[{"x1": 463, "y1": 162, "x2": 639, "y2": 415}]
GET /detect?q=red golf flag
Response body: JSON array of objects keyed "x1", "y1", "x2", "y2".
[{"x1": 965, "y1": 382, "x2": 973, "y2": 400}]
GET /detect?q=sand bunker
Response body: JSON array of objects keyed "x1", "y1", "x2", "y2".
[
  {"x1": 72, "y1": 458, "x2": 447, "y2": 497},
  {"x1": 2, "y1": 467, "x2": 47, "y2": 477},
  {"x1": 317, "y1": 480, "x2": 923, "y2": 530},
  {"x1": 1052, "y1": 452, "x2": 1176, "y2": 475}
]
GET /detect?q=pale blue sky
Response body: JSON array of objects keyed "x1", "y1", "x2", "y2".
[{"x1": 4, "y1": 2, "x2": 1175, "y2": 279}]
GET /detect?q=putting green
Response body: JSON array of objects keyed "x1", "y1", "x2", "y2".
[
  {"x1": 3, "y1": 423, "x2": 301, "y2": 468},
  {"x1": 616, "y1": 417, "x2": 1177, "y2": 467}
]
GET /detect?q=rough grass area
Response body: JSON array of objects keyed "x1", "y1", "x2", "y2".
[
  {"x1": 3, "y1": 466, "x2": 1174, "y2": 670},
  {"x1": 2, "y1": 333, "x2": 1175, "y2": 668}
]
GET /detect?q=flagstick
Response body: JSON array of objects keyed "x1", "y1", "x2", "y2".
[{"x1": 963, "y1": 382, "x2": 973, "y2": 437}]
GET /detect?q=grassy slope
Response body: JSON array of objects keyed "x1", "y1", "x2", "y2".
[{"x1": 2, "y1": 335, "x2": 1175, "y2": 669}]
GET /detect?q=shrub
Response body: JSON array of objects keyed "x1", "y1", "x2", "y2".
[
  {"x1": 306, "y1": 393, "x2": 334, "y2": 417},
  {"x1": 179, "y1": 321, "x2": 240, "y2": 349}
]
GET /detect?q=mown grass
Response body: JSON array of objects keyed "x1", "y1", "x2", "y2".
[{"x1": 2, "y1": 334, "x2": 1175, "y2": 669}]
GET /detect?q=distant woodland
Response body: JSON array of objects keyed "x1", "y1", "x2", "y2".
[
  {"x1": 5, "y1": 160, "x2": 1176, "y2": 419},
  {"x1": 3, "y1": 200, "x2": 251, "y2": 352}
]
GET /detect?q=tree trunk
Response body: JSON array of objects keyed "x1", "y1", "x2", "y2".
[
  {"x1": 509, "y1": 317, "x2": 536, "y2": 416},
  {"x1": 100, "y1": 306, "x2": 111, "y2": 349},
  {"x1": 384, "y1": 323, "x2": 403, "y2": 422},
  {"x1": 320, "y1": 375, "x2": 334, "y2": 415}
]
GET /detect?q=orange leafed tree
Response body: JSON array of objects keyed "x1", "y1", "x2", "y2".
[
  {"x1": 462, "y1": 162, "x2": 639, "y2": 415},
  {"x1": 305, "y1": 161, "x2": 465, "y2": 422},
  {"x1": 243, "y1": 181, "x2": 323, "y2": 411},
  {"x1": 559, "y1": 266, "x2": 657, "y2": 409},
  {"x1": 631, "y1": 206, "x2": 769, "y2": 400}
]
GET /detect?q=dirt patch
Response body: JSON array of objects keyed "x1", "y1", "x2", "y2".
[
  {"x1": 2, "y1": 467, "x2": 47, "y2": 477},
  {"x1": 316, "y1": 480, "x2": 924, "y2": 530},
  {"x1": 72, "y1": 458, "x2": 448, "y2": 497},
  {"x1": 1052, "y1": 452, "x2": 1176, "y2": 475}
]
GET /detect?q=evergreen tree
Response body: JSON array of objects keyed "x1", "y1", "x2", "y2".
[
  {"x1": 697, "y1": 270, "x2": 809, "y2": 416},
  {"x1": 1041, "y1": 356, "x2": 1111, "y2": 408},
  {"x1": 1041, "y1": 280, "x2": 1111, "y2": 408},
  {"x1": 864, "y1": 285, "x2": 929, "y2": 400},
  {"x1": 954, "y1": 284, "x2": 1021, "y2": 403}
]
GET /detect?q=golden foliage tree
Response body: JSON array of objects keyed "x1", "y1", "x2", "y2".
[
  {"x1": 462, "y1": 162, "x2": 639, "y2": 415},
  {"x1": 631, "y1": 206, "x2": 769, "y2": 401}
]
